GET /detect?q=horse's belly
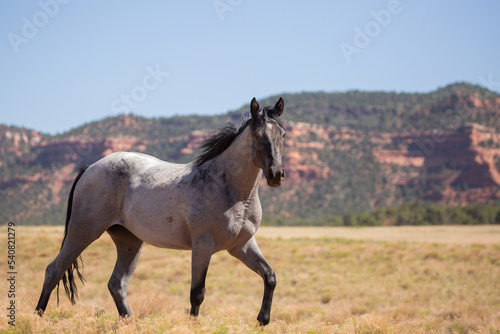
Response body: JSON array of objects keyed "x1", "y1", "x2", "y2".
[
  {"x1": 123, "y1": 200, "x2": 192, "y2": 249},
  {"x1": 125, "y1": 218, "x2": 192, "y2": 250},
  {"x1": 121, "y1": 177, "x2": 194, "y2": 249}
]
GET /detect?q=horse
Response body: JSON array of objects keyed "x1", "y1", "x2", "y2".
[{"x1": 35, "y1": 97, "x2": 286, "y2": 326}]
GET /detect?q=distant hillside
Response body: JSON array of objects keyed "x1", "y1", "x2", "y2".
[{"x1": 2, "y1": 82, "x2": 500, "y2": 225}]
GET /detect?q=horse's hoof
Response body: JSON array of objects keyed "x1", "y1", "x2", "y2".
[{"x1": 257, "y1": 313, "x2": 270, "y2": 326}]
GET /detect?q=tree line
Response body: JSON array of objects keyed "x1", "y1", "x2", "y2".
[{"x1": 262, "y1": 202, "x2": 500, "y2": 226}]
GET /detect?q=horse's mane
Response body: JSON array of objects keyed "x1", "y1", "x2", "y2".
[
  {"x1": 193, "y1": 108, "x2": 283, "y2": 168},
  {"x1": 193, "y1": 117, "x2": 251, "y2": 168}
]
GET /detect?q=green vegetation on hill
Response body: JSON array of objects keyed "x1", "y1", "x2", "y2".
[
  {"x1": 263, "y1": 202, "x2": 500, "y2": 226},
  {"x1": 258, "y1": 82, "x2": 500, "y2": 132},
  {"x1": 56, "y1": 82, "x2": 500, "y2": 140},
  {"x1": 1, "y1": 83, "x2": 500, "y2": 226}
]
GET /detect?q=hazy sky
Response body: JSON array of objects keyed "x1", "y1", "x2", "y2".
[{"x1": 1, "y1": 1, "x2": 499, "y2": 134}]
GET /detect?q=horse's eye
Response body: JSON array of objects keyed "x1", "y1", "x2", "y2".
[{"x1": 282, "y1": 133, "x2": 286, "y2": 138}]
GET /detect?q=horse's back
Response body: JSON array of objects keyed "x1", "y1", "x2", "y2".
[{"x1": 91, "y1": 151, "x2": 188, "y2": 182}]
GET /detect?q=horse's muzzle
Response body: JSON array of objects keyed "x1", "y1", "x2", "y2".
[{"x1": 267, "y1": 167, "x2": 285, "y2": 187}]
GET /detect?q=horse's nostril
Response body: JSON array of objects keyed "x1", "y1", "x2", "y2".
[
  {"x1": 268, "y1": 168, "x2": 275, "y2": 178},
  {"x1": 268, "y1": 167, "x2": 284, "y2": 184}
]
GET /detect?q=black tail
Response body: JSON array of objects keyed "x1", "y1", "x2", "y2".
[{"x1": 57, "y1": 165, "x2": 89, "y2": 305}]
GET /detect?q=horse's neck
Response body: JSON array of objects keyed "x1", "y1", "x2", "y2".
[{"x1": 217, "y1": 127, "x2": 262, "y2": 199}]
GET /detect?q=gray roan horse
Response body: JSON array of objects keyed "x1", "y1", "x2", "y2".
[{"x1": 35, "y1": 97, "x2": 285, "y2": 325}]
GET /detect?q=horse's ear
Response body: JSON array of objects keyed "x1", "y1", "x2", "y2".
[
  {"x1": 274, "y1": 97, "x2": 284, "y2": 116},
  {"x1": 250, "y1": 97, "x2": 260, "y2": 118}
]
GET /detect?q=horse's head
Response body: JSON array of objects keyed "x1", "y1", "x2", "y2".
[{"x1": 250, "y1": 97, "x2": 286, "y2": 187}]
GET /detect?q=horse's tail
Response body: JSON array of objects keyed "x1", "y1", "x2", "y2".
[{"x1": 57, "y1": 165, "x2": 89, "y2": 305}]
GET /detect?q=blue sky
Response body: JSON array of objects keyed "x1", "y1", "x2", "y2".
[{"x1": 1, "y1": 0, "x2": 499, "y2": 134}]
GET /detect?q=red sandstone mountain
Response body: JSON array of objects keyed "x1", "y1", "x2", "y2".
[{"x1": 2, "y1": 83, "x2": 500, "y2": 224}]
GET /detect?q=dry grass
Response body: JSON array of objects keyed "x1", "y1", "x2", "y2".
[
  {"x1": 1, "y1": 225, "x2": 500, "y2": 333},
  {"x1": 258, "y1": 225, "x2": 500, "y2": 245}
]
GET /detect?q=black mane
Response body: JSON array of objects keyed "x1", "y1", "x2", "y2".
[
  {"x1": 193, "y1": 117, "x2": 252, "y2": 168},
  {"x1": 193, "y1": 108, "x2": 283, "y2": 168}
]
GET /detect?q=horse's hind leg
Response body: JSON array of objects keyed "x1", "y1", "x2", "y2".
[
  {"x1": 228, "y1": 237, "x2": 276, "y2": 326},
  {"x1": 35, "y1": 234, "x2": 100, "y2": 315},
  {"x1": 107, "y1": 225, "x2": 144, "y2": 317}
]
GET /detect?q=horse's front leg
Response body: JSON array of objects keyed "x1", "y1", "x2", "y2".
[
  {"x1": 228, "y1": 236, "x2": 276, "y2": 326},
  {"x1": 190, "y1": 236, "x2": 215, "y2": 317}
]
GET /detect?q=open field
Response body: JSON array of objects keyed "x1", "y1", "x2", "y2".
[
  {"x1": 1, "y1": 225, "x2": 500, "y2": 333},
  {"x1": 258, "y1": 225, "x2": 500, "y2": 245}
]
